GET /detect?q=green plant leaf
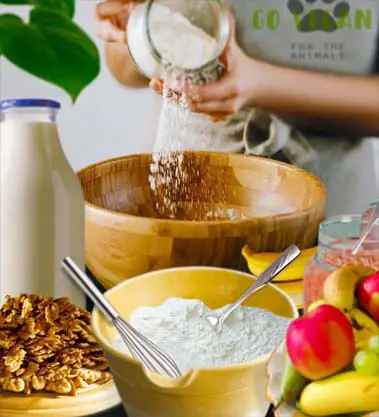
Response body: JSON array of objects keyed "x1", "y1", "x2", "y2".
[
  {"x1": 0, "y1": 9, "x2": 100, "y2": 102},
  {"x1": 0, "y1": 0, "x2": 75, "y2": 17},
  {"x1": 0, "y1": 0, "x2": 30, "y2": 5},
  {"x1": 63, "y1": 0, "x2": 75, "y2": 18},
  {"x1": 62, "y1": 0, "x2": 75, "y2": 18},
  {"x1": 32, "y1": 0, "x2": 75, "y2": 18}
]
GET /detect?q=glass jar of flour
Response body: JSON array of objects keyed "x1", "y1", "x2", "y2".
[{"x1": 127, "y1": 0, "x2": 229, "y2": 90}]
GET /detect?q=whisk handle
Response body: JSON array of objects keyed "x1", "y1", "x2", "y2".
[{"x1": 62, "y1": 257, "x2": 119, "y2": 322}]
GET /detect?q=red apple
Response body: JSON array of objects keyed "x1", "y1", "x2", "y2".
[
  {"x1": 356, "y1": 272, "x2": 379, "y2": 324},
  {"x1": 286, "y1": 304, "x2": 355, "y2": 380}
]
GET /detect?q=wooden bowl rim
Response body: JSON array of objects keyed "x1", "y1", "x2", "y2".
[{"x1": 77, "y1": 151, "x2": 326, "y2": 227}]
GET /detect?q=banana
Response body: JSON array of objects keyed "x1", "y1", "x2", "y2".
[
  {"x1": 298, "y1": 371, "x2": 379, "y2": 416},
  {"x1": 241, "y1": 245, "x2": 317, "y2": 282},
  {"x1": 280, "y1": 346, "x2": 309, "y2": 404},
  {"x1": 323, "y1": 265, "x2": 375, "y2": 311},
  {"x1": 348, "y1": 308, "x2": 379, "y2": 350}
]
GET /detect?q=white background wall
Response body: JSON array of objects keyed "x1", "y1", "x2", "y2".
[{"x1": 0, "y1": 1, "x2": 162, "y2": 171}]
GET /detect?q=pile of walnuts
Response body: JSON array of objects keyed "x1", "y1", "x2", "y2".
[{"x1": 0, "y1": 294, "x2": 112, "y2": 396}]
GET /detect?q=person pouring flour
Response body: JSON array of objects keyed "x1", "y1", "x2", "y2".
[{"x1": 95, "y1": 0, "x2": 379, "y2": 216}]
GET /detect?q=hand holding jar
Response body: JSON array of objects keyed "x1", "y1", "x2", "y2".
[
  {"x1": 127, "y1": 0, "x2": 230, "y2": 102},
  {"x1": 95, "y1": 1, "x2": 141, "y2": 43}
]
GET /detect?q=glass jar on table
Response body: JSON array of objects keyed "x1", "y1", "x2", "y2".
[{"x1": 303, "y1": 214, "x2": 379, "y2": 310}]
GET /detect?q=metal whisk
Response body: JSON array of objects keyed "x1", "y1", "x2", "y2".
[{"x1": 61, "y1": 257, "x2": 182, "y2": 379}]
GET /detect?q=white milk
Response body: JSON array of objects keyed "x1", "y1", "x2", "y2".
[{"x1": 0, "y1": 100, "x2": 85, "y2": 307}]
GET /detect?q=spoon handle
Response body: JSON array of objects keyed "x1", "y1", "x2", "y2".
[
  {"x1": 351, "y1": 202, "x2": 379, "y2": 255},
  {"x1": 254, "y1": 244, "x2": 301, "y2": 287},
  {"x1": 221, "y1": 244, "x2": 300, "y2": 320}
]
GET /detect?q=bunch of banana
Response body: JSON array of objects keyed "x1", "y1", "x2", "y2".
[
  {"x1": 279, "y1": 349, "x2": 379, "y2": 416},
  {"x1": 269, "y1": 265, "x2": 379, "y2": 417},
  {"x1": 298, "y1": 371, "x2": 379, "y2": 416},
  {"x1": 242, "y1": 245, "x2": 317, "y2": 281}
]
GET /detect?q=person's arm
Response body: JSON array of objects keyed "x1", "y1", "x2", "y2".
[
  {"x1": 105, "y1": 42, "x2": 149, "y2": 88},
  {"x1": 183, "y1": 21, "x2": 379, "y2": 137},
  {"x1": 95, "y1": 1, "x2": 149, "y2": 88},
  {"x1": 254, "y1": 61, "x2": 379, "y2": 136}
]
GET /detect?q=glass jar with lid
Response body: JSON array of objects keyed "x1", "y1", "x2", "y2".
[
  {"x1": 127, "y1": 0, "x2": 230, "y2": 90},
  {"x1": 303, "y1": 215, "x2": 379, "y2": 310}
]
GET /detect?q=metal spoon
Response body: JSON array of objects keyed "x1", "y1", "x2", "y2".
[
  {"x1": 352, "y1": 202, "x2": 379, "y2": 255},
  {"x1": 206, "y1": 244, "x2": 301, "y2": 334}
]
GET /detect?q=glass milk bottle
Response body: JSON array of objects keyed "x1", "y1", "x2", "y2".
[{"x1": 0, "y1": 99, "x2": 85, "y2": 308}]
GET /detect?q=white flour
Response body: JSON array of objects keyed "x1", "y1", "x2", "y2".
[
  {"x1": 149, "y1": 4, "x2": 218, "y2": 70},
  {"x1": 146, "y1": 5, "x2": 238, "y2": 220},
  {"x1": 152, "y1": 7, "x2": 218, "y2": 145},
  {"x1": 114, "y1": 298, "x2": 291, "y2": 374}
]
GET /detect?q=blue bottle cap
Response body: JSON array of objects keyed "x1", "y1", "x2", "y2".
[{"x1": 0, "y1": 98, "x2": 61, "y2": 110}]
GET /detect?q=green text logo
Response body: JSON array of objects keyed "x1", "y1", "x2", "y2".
[{"x1": 252, "y1": 3, "x2": 372, "y2": 32}]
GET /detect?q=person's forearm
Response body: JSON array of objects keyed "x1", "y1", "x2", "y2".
[
  {"x1": 105, "y1": 42, "x2": 149, "y2": 88},
  {"x1": 253, "y1": 61, "x2": 379, "y2": 136}
]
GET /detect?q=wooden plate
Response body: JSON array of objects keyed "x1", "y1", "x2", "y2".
[
  {"x1": 274, "y1": 280, "x2": 304, "y2": 310},
  {"x1": 0, "y1": 381, "x2": 120, "y2": 417}
]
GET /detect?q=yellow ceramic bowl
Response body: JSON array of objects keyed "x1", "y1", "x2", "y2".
[{"x1": 92, "y1": 267, "x2": 298, "y2": 417}]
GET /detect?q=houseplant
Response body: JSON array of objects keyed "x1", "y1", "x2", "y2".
[{"x1": 0, "y1": 0, "x2": 100, "y2": 102}]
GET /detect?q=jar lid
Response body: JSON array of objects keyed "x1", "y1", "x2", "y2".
[{"x1": 0, "y1": 98, "x2": 61, "y2": 110}]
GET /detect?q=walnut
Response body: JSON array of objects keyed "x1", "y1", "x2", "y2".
[
  {"x1": 45, "y1": 378, "x2": 73, "y2": 395},
  {"x1": 17, "y1": 320, "x2": 37, "y2": 340},
  {"x1": 3, "y1": 347, "x2": 26, "y2": 372},
  {"x1": 0, "y1": 331, "x2": 17, "y2": 349},
  {"x1": 16, "y1": 361, "x2": 39, "y2": 377},
  {"x1": 45, "y1": 303, "x2": 60, "y2": 324},
  {"x1": 1, "y1": 377, "x2": 25, "y2": 393},
  {"x1": 72, "y1": 376, "x2": 89, "y2": 389},
  {"x1": 78, "y1": 368, "x2": 112, "y2": 385},
  {"x1": 31, "y1": 375, "x2": 46, "y2": 391},
  {"x1": 0, "y1": 294, "x2": 112, "y2": 396},
  {"x1": 20, "y1": 297, "x2": 33, "y2": 318}
]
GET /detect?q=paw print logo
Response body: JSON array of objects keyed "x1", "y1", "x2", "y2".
[{"x1": 287, "y1": 0, "x2": 350, "y2": 32}]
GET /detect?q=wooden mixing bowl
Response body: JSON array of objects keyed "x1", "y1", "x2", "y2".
[{"x1": 77, "y1": 152, "x2": 325, "y2": 289}]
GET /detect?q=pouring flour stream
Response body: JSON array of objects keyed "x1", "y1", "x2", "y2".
[{"x1": 126, "y1": 0, "x2": 237, "y2": 220}]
